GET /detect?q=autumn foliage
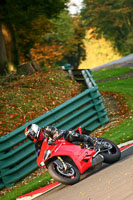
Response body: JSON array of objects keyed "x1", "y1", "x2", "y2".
[
  {"x1": 0, "y1": 69, "x2": 81, "y2": 136},
  {"x1": 30, "y1": 41, "x2": 64, "y2": 67},
  {"x1": 18, "y1": 13, "x2": 86, "y2": 69}
]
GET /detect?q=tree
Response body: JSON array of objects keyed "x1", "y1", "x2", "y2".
[
  {"x1": 30, "y1": 11, "x2": 86, "y2": 69},
  {"x1": 30, "y1": 11, "x2": 73, "y2": 67},
  {"x1": 0, "y1": 23, "x2": 8, "y2": 74},
  {"x1": 30, "y1": 41, "x2": 64, "y2": 67},
  {"x1": 81, "y1": 0, "x2": 133, "y2": 56},
  {"x1": 62, "y1": 17, "x2": 86, "y2": 68},
  {"x1": 0, "y1": 0, "x2": 69, "y2": 75},
  {"x1": 49, "y1": 12, "x2": 86, "y2": 68}
]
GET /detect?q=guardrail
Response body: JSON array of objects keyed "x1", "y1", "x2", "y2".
[
  {"x1": 0, "y1": 87, "x2": 109, "y2": 188},
  {"x1": 62, "y1": 66, "x2": 96, "y2": 89},
  {"x1": 81, "y1": 69, "x2": 96, "y2": 88}
]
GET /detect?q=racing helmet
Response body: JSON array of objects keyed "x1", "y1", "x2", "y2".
[{"x1": 24, "y1": 124, "x2": 41, "y2": 141}]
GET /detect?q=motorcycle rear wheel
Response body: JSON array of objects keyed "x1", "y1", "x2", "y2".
[
  {"x1": 97, "y1": 138, "x2": 121, "y2": 164},
  {"x1": 48, "y1": 159, "x2": 80, "y2": 185}
]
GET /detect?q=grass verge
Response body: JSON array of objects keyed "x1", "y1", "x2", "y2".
[
  {"x1": 92, "y1": 67, "x2": 133, "y2": 144},
  {"x1": 0, "y1": 172, "x2": 51, "y2": 200},
  {"x1": 93, "y1": 67, "x2": 133, "y2": 81}
]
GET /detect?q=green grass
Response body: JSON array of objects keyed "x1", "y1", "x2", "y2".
[
  {"x1": 93, "y1": 67, "x2": 133, "y2": 144},
  {"x1": 0, "y1": 172, "x2": 51, "y2": 200},
  {"x1": 92, "y1": 67, "x2": 133, "y2": 81},
  {"x1": 102, "y1": 117, "x2": 133, "y2": 144}
]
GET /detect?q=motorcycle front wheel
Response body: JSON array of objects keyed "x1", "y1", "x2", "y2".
[
  {"x1": 47, "y1": 159, "x2": 80, "y2": 185},
  {"x1": 97, "y1": 138, "x2": 121, "y2": 164}
]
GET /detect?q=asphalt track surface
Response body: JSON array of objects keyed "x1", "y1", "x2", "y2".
[{"x1": 35, "y1": 146, "x2": 133, "y2": 200}]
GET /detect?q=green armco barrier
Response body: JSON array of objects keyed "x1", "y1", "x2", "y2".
[
  {"x1": 62, "y1": 63, "x2": 71, "y2": 70},
  {"x1": 0, "y1": 87, "x2": 109, "y2": 188}
]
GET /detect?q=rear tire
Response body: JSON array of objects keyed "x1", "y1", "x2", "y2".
[
  {"x1": 97, "y1": 138, "x2": 121, "y2": 164},
  {"x1": 48, "y1": 159, "x2": 80, "y2": 185}
]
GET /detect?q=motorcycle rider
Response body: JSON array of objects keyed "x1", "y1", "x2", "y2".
[{"x1": 24, "y1": 124, "x2": 95, "y2": 155}]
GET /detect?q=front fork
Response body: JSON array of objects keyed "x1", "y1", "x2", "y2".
[{"x1": 55, "y1": 156, "x2": 68, "y2": 170}]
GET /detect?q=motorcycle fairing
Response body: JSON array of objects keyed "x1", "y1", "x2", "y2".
[{"x1": 37, "y1": 138, "x2": 96, "y2": 174}]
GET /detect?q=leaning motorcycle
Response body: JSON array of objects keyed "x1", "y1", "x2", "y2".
[{"x1": 37, "y1": 127, "x2": 121, "y2": 185}]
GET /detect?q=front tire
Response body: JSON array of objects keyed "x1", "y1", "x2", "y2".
[
  {"x1": 48, "y1": 159, "x2": 80, "y2": 185},
  {"x1": 97, "y1": 138, "x2": 121, "y2": 164}
]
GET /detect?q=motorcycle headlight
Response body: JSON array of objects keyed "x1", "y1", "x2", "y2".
[{"x1": 44, "y1": 150, "x2": 51, "y2": 161}]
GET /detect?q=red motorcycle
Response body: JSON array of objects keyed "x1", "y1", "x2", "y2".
[{"x1": 37, "y1": 127, "x2": 121, "y2": 185}]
